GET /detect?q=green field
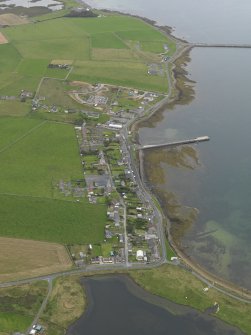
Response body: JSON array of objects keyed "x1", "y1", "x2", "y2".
[
  {"x1": 131, "y1": 265, "x2": 251, "y2": 335},
  {"x1": 0, "y1": 14, "x2": 173, "y2": 100},
  {"x1": 0, "y1": 117, "x2": 107, "y2": 244},
  {"x1": 0, "y1": 100, "x2": 30, "y2": 116},
  {"x1": 0, "y1": 119, "x2": 82, "y2": 197},
  {"x1": 41, "y1": 276, "x2": 86, "y2": 335},
  {"x1": 70, "y1": 60, "x2": 168, "y2": 92},
  {"x1": 91, "y1": 32, "x2": 127, "y2": 49},
  {"x1": 0, "y1": 281, "x2": 47, "y2": 333},
  {"x1": 0, "y1": 312, "x2": 31, "y2": 333},
  {"x1": 0, "y1": 194, "x2": 107, "y2": 244}
]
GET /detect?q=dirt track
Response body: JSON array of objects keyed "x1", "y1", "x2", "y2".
[{"x1": 0, "y1": 32, "x2": 8, "y2": 44}]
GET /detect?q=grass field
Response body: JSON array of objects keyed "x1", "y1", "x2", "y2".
[
  {"x1": 0, "y1": 195, "x2": 107, "y2": 244},
  {"x1": 0, "y1": 237, "x2": 72, "y2": 281},
  {"x1": 92, "y1": 48, "x2": 137, "y2": 61},
  {"x1": 0, "y1": 100, "x2": 30, "y2": 116},
  {"x1": 38, "y1": 78, "x2": 83, "y2": 109},
  {"x1": 131, "y1": 265, "x2": 251, "y2": 335},
  {"x1": 70, "y1": 60, "x2": 168, "y2": 93},
  {"x1": 0, "y1": 281, "x2": 47, "y2": 333},
  {"x1": 0, "y1": 117, "x2": 41, "y2": 149},
  {"x1": 41, "y1": 276, "x2": 85, "y2": 335},
  {"x1": 0, "y1": 14, "x2": 173, "y2": 96},
  {"x1": 15, "y1": 37, "x2": 91, "y2": 60},
  {"x1": 91, "y1": 32, "x2": 128, "y2": 49},
  {"x1": 0, "y1": 313, "x2": 31, "y2": 334},
  {"x1": 0, "y1": 118, "x2": 82, "y2": 197},
  {"x1": 0, "y1": 14, "x2": 172, "y2": 120},
  {"x1": 0, "y1": 117, "x2": 106, "y2": 245}
]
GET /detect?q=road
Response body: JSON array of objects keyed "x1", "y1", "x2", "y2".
[
  {"x1": 26, "y1": 278, "x2": 53, "y2": 334},
  {"x1": 122, "y1": 202, "x2": 129, "y2": 266}
]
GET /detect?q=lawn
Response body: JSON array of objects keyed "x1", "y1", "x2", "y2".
[{"x1": 0, "y1": 195, "x2": 107, "y2": 244}]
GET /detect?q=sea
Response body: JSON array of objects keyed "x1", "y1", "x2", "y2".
[
  {"x1": 0, "y1": 0, "x2": 63, "y2": 10},
  {"x1": 86, "y1": 0, "x2": 251, "y2": 290}
]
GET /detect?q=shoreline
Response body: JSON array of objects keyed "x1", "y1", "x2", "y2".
[
  {"x1": 135, "y1": 50, "x2": 251, "y2": 299},
  {"x1": 67, "y1": 274, "x2": 244, "y2": 335},
  {"x1": 81, "y1": 2, "x2": 251, "y2": 299}
]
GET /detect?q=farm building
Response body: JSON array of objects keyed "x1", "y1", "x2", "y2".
[{"x1": 108, "y1": 122, "x2": 123, "y2": 129}]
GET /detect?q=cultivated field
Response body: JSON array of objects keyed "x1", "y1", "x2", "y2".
[
  {"x1": 0, "y1": 237, "x2": 72, "y2": 282},
  {"x1": 0, "y1": 13, "x2": 29, "y2": 26}
]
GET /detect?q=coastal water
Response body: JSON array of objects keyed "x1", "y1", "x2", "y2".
[
  {"x1": 86, "y1": 0, "x2": 251, "y2": 289},
  {"x1": 0, "y1": 0, "x2": 63, "y2": 10},
  {"x1": 140, "y1": 47, "x2": 251, "y2": 289},
  {"x1": 85, "y1": 0, "x2": 251, "y2": 44},
  {"x1": 67, "y1": 276, "x2": 243, "y2": 335}
]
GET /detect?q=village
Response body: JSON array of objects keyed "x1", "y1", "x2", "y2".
[
  {"x1": 42, "y1": 81, "x2": 166, "y2": 266},
  {"x1": 0, "y1": 67, "x2": 166, "y2": 268}
]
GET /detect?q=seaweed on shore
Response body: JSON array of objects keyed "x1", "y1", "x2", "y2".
[{"x1": 136, "y1": 45, "x2": 199, "y2": 246}]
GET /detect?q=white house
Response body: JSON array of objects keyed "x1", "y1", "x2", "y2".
[{"x1": 136, "y1": 250, "x2": 144, "y2": 261}]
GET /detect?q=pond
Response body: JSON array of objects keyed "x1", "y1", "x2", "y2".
[{"x1": 67, "y1": 276, "x2": 243, "y2": 335}]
